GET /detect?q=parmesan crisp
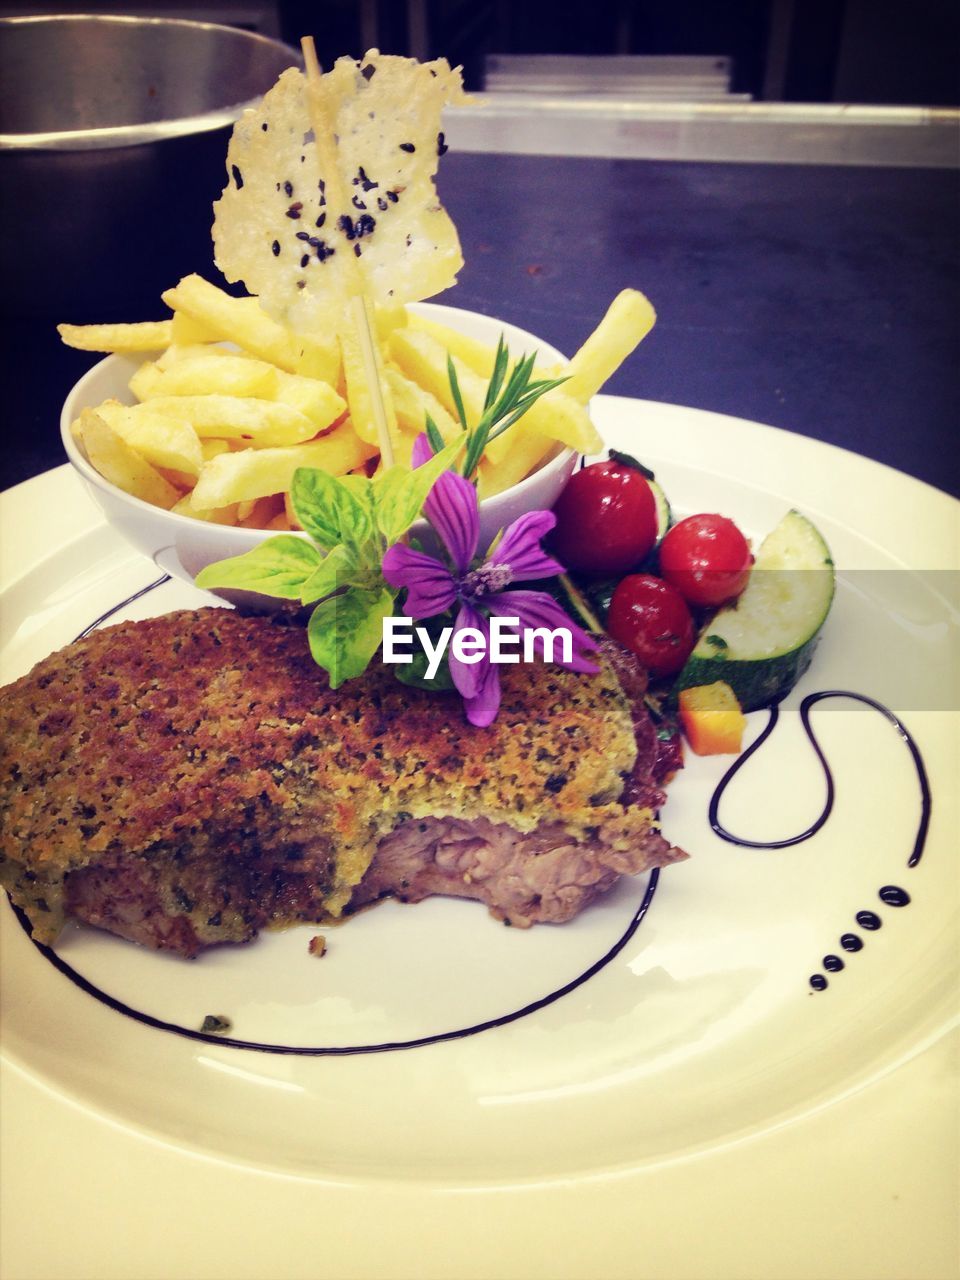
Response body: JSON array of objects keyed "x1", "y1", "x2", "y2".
[{"x1": 212, "y1": 51, "x2": 467, "y2": 333}]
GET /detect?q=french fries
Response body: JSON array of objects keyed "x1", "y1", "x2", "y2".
[
  {"x1": 162, "y1": 274, "x2": 340, "y2": 384},
  {"x1": 191, "y1": 424, "x2": 376, "y2": 508},
  {"x1": 483, "y1": 387, "x2": 601, "y2": 464},
  {"x1": 57, "y1": 320, "x2": 173, "y2": 353},
  {"x1": 384, "y1": 368, "x2": 459, "y2": 441},
  {"x1": 62, "y1": 276, "x2": 656, "y2": 528},
  {"x1": 406, "y1": 312, "x2": 498, "y2": 377},
  {"x1": 130, "y1": 353, "x2": 280, "y2": 400},
  {"x1": 389, "y1": 328, "x2": 488, "y2": 425},
  {"x1": 171, "y1": 493, "x2": 241, "y2": 525},
  {"x1": 94, "y1": 400, "x2": 203, "y2": 477},
  {"x1": 138, "y1": 396, "x2": 322, "y2": 447},
  {"x1": 476, "y1": 431, "x2": 558, "y2": 500},
  {"x1": 559, "y1": 289, "x2": 656, "y2": 404},
  {"x1": 74, "y1": 409, "x2": 181, "y2": 509}
]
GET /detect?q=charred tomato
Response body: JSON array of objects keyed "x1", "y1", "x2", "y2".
[
  {"x1": 606, "y1": 574, "x2": 695, "y2": 678},
  {"x1": 550, "y1": 459, "x2": 658, "y2": 576},
  {"x1": 658, "y1": 514, "x2": 752, "y2": 607}
]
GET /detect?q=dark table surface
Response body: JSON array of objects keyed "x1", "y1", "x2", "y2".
[{"x1": 2, "y1": 153, "x2": 958, "y2": 498}]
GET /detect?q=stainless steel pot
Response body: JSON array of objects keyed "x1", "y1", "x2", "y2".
[{"x1": 0, "y1": 15, "x2": 300, "y2": 319}]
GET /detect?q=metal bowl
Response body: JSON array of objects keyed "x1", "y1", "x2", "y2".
[{"x1": 0, "y1": 14, "x2": 300, "y2": 318}]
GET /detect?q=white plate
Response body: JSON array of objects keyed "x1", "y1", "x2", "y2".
[{"x1": 2, "y1": 398, "x2": 958, "y2": 1280}]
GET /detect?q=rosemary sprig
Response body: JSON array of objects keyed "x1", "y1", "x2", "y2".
[
  {"x1": 431, "y1": 335, "x2": 568, "y2": 480},
  {"x1": 483, "y1": 334, "x2": 511, "y2": 411},
  {"x1": 423, "y1": 412, "x2": 446, "y2": 455},
  {"x1": 447, "y1": 352, "x2": 469, "y2": 430}
]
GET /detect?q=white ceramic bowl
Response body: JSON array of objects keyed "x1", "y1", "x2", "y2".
[{"x1": 61, "y1": 302, "x2": 577, "y2": 609}]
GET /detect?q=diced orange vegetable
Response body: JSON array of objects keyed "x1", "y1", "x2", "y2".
[{"x1": 678, "y1": 682, "x2": 747, "y2": 756}]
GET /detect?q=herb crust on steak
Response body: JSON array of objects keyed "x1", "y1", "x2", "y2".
[{"x1": 0, "y1": 609, "x2": 685, "y2": 954}]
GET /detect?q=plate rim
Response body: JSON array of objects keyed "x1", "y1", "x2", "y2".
[{"x1": 1, "y1": 397, "x2": 958, "y2": 1279}]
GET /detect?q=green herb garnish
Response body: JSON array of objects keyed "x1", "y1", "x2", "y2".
[
  {"x1": 392, "y1": 611, "x2": 458, "y2": 691},
  {"x1": 195, "y1": 439, "x2": 461, "y2": 687},
  {"x1": 448, "y1": 335, "x2": 568, "y2": 480},
  {"x1": 195, "y1": 335, "x2": 567, "y2": 689}
]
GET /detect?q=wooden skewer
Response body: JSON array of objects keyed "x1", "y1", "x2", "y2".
[{"x1": 300, "y1": 36, "x2": 395, "y2": 469}]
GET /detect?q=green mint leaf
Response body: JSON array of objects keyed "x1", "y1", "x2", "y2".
[
  {"x1": 194, "y1": 535, "x2": 322, "y2": 598},
  {"x1": 393, "y1": 611, "x2": 457, "y2": 689},
  {"x1": 372, "y1": 438, "x2": 462, "y2": 545},
  {"x1": 291, "y1": 467, "x2": 375, "y2": 551},
  {"x1": 307, "y1": 585, "x2": 395, "y2": 688},
  {"x1": 300, "y1": 544, "x2": 358, "y2": 604},
  {"x1": 337, "y1": 472, "x2": 375, "y2": 498},
  {"x1": 394, "y1": 651, "x2": 456, "y2": 691}
]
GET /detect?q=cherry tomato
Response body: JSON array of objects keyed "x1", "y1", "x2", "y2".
[
  {"x1": 607, "y1": 574, "x2": 695, "y2": 678},
  {"x1": 658, "y1": 514, "x2": 752, "y2": 607},
  {"x1": 550, "y1": 460, "x2": 658, "y2": 576}
]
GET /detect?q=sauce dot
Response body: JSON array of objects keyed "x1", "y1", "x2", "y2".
[
  {"x1": 879, "y1": 885, "x2": 910, "y2": 907},
  {"x1": 810, "y1": 974, "x2": 828, "y2": 991},
  {"x1": 840, "y1": 933, "x2": 863, "y2": 952},
  {"x1": 823, "y1": 954, "x2": 844, "y2": 972},
  {"x1": 856, "y1": 910, "x2": 882, "y2": 930}
]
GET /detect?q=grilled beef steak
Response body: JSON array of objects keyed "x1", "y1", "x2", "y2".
[{"x1": 1, "y1": 610, "x2": 685, "y2": 955}]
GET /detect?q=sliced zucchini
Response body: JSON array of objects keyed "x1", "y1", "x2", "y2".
[
  {"x1": 673, "y1": 509, "x2": 835, "y2": 711},
  {"x1": 648, "y1": 478, "x2": 672, "y2": 542},
  {"x1": 555, "y1": 572, "x2": 606, "y2": 634},
  {"x1": 606, "y1": 450, "x2": 671, "y2": 542}
]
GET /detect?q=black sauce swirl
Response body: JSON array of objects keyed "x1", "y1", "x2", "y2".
[
  {"x1": 707, "y1": 691, "x2": 931, "y2": 991},
  {"x1": 12, "y1": 872, "x2": 661, "y2": 1056},
  {"x1": 74, "y1": 573, "x2": 171, "y2": 641},
  {"x1": 709, "y1": 691, "x2": 931, "y2": 865}
]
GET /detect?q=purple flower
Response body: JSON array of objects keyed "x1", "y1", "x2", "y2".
[{"x1": 382, "y1": 435, "x2": 599, "y2": 726}]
